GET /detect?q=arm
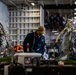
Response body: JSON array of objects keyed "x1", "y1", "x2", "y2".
[
  {"x1": 41, "y1": 36, "x2": 45, "y2": 55},
  {"x1": 23, "y1": 34, "x2": 30, "y2": 52}
]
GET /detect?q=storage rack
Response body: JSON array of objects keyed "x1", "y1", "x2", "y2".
[{"x1": 8, "y1": 5, "x2": 44, "y2": 45}]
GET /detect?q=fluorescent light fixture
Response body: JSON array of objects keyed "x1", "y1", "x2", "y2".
[{"x1": 31, "y1": 3, "x2": 35, "y2": 6}]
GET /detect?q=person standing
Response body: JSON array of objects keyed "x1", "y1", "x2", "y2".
[{"x1": 23, "y1": 26, "x2": 45, "y2": 55}]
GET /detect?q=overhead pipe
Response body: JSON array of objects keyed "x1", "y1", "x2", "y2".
[{"x1": 44, "y1": 4, "x2": 76, "y2": 9}]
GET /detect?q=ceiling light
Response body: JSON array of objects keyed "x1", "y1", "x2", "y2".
[
  {"x1": 74, "y1": 8, "x2": 76, "y2": 10},
  {"x1": 54, "y1": 32, "x2": 59, "y2": 35},
  {"x1": 74, "y1": 13, "x2": 76, "y2": 15},
  {"x1": 73, "y1": 21, "x2": 76, "y2": 24},
  {"x1": 31, "y1": 3, "x2": 35, "y2": 6},
  {"x1": 52, "y1": 30, "x2": 57, "y2": 33},
  {"x1": 75, "y1": 1, "x2": 76, "y2": 4}
]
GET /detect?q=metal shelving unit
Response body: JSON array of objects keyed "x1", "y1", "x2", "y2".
[{"x1": 8, "y1": 5, "x2": 44, "y2": 45}]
